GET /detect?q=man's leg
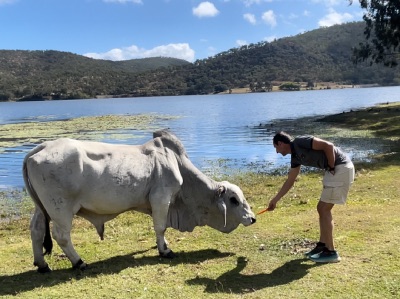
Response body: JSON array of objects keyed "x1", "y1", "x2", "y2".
[
  {"x1": 309, "y1": 200, "x2": 341, "y2": 262},
  {"x1": 317, "y1": 201, "x2": 335, "y2": 250}
]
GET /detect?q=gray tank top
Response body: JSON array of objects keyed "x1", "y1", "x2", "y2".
[{"x1": 290, "y1": 135, "x2": 351, "y2": 169}]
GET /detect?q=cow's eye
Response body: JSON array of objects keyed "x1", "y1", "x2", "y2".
[{"x1": 230, "y1": 197, "x2": 239, "y2": 206}]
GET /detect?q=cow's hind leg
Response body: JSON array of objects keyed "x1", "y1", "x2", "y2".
[
  {"x1": 52, "y1": 218, "x2": 88, "y2": 270},
  {"x1": 30, "y1": 207, "x2": 51, "y2": 273}
]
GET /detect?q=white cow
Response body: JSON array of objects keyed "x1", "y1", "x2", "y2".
[{"x1": 23, "y1": 130, "x2": 256, "y2": 273}]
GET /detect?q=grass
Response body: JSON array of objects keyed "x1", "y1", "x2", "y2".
[{"x1": 0, "y1": 102, "x2": 399, "y2": 298}]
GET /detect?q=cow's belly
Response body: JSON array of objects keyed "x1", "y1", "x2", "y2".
[
  {"x1": 78, "y1": 157, "x2": 154, "y2": 213},
  {"x1": 78, "y1": 180, "x2": 152, "y2": 214}
]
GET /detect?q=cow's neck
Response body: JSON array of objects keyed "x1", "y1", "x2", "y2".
[{"x1": 180, "y1": 159, "x2": 217, "y2": 204}]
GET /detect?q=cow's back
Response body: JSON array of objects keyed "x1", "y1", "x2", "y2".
[
  {"x1": 26, "y1": 139, "x2": 153, "y2": 212},
  {"x1": 25, "y1": 138, "x2": 183, "y2": 215}
]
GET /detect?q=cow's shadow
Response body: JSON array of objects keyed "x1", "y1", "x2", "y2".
[
  {"x1": 186, "y1": 256, "x2": 321, "y2": 294},
  {"x1": 0, "y1": 249, "x2": 319, "y2": 296},
  {"x1": 0, "y1": 248, "x2": 229, "y2": 296}
]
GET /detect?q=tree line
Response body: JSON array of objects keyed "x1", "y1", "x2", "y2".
[{"x1": 0, "y1": 21, "x2": 399, "y2": 102}]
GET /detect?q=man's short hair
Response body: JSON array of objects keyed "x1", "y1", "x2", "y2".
[{"x1": 273, "y1": 131, "x2": 293, "y2": 145}]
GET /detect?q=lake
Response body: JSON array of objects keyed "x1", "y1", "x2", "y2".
[{"x1": 1, "y1": 86, "x2": 399, "y2": 190}]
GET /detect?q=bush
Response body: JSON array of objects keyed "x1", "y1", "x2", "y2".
[{"x1": 279, "y1": 82, "x2": 301, "y2": 91}]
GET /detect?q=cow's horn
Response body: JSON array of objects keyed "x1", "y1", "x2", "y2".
[{"x1": 217, "y1": 185, "x2": 226, "y2": 197}]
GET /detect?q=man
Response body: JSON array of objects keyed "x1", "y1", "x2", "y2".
[{"x1": 268, "y1": 131, "x2": 355, "y2": 263}]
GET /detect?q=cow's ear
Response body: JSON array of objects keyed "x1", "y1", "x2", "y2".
[{"x1": 216, "y1": 185, "x2": 226, "y2": 198}]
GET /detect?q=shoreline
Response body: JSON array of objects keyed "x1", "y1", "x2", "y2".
[
  {"x1": 255, "y1": 100, "x2": 400, "y2": 167},
  {"x1": 3, "y1": 83, "x2": 390, "y2": 102},
  {"x1": 220, "y1": 83, "x2": 383, "y2": 95}
]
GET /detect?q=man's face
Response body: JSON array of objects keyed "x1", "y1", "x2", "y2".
[{"x1": 274, "y1": 141, "x2": 289, "y2": 156}]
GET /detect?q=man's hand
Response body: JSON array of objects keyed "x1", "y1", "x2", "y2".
[
  {"x1": 328, "y1": 166, "x2": 335, "y2": 175},
  {"x1": 267, "y1": 197, "x2": 279, "y2": 211}
]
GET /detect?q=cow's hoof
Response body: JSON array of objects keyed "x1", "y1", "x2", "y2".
[
  {"x1": 37, "y1": 265, "x2": 52, "y2": 273},
  {"x1": 159, "y1": 250, "x2": 176, "y2": 259},
  {"x1": 73, "y1": 259, "x2": 88, "y2": 270}
]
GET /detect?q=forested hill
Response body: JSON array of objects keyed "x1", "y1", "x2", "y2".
[
  {"x1": 1, "y1": 21, "x2": 399, "y2": 101},
  {"x1": 0, "y1": 51, "x2": 190, "y2": 101}
]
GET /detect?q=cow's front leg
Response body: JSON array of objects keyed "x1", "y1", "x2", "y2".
[
  {"x1": 52, "y1": 222, "x2": 88, "y2": 270},
  {"x1": 154, "y1": 226, "x2": 176, "y2": 259},
  {"x1": 150, "y1": 190, "x2": 176, "y2": 259}
]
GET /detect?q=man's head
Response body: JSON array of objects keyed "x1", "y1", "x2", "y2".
[{"x1": 273, "y1": 131, "x2": 293, "y2": 156}]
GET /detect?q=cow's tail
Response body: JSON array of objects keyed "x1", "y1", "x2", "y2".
[{"x1": 23, "y1": 144, "x2": 53, "y2": 255}]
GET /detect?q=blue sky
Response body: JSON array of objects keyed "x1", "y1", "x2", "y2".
[{"x1": 0, "y1": 0, "x2": 364, "y2": 62}]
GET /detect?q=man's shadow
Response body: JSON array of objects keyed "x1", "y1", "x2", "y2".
[{"x1": 186, "y1": 256, "x2": 321, "y2": 294}]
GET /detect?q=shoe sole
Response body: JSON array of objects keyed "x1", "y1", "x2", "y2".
[
  {"x1": 304, "y1": 252, "x2": 322, "y2": 258},
  {"x1": 304, "y1": 248, "x2": 324, "y2": 258},
  {"x1": 309, "y1": 257, "x2": 341, "y2": 263}
]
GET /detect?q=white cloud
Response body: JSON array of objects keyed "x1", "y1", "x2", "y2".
[
  {"x1": 262, "y1": 10, "x2": 277, "y2": 27},
  {"x1": 318, "y1": 8, "x2": 353, "y2": 27},
  {"x1": 193, "y1": 2, "x2": 219, "y2": 18},
  {"x1": 242, "y1": 0, "x2": 273, "y2": 7},
  {"x1": 103, "y1": 0, "x2": 143, "y2": 3},
  {"x1": 208, "y1": 46, "x2": 217, "y2": 52},
  {"x1": 311, "y1": 0, "x2": 342, "y2": 6},
  {"x1": 236, "y1": 39, "x2": 248, "y2": 46},
  {"x1": 243, "y1": 0, "x2": 261, "y2": 6},
  {"x1": 263, "y1": 35, "x2": 277, "y2": 42},
  {"x1": 0, "y1": 0, "x2": 17, "y2": 5},
  {"x1": 243, "y1": 13, "x2": 256, "y2": 25},
  {"x1": 84, "y1": 43, "x2": 195, "y2": 62},
  {"x1": 207, "y1": 46, "x2": 218, "y2": 57},
  {"x1": 303, "y1": 10, "x2": 311, "y2": 17}
]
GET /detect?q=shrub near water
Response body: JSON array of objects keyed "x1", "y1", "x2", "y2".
[{"x1": 0, "y1": 103, "x2": 399, "y2": 298}]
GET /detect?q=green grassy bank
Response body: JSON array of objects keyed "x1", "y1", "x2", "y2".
[{"x1": 0, "y1": 103, "x2": 399, "y2": 298}]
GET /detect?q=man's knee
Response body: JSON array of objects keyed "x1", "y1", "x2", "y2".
[{"x1": 317, "y1": 201, "x2": 334, "y2": 215}]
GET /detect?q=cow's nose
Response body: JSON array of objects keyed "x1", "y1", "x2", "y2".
[{"x1": 251, "y1": 217, "x2": 256, "y2": 224}]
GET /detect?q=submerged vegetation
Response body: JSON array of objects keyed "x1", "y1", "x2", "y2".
[
  {"x1": 0, "y1": 102, "x2": 399, "y2": 298},
  {"x1": 0, "y1": 113, "x2": 179, "y2": 149}
]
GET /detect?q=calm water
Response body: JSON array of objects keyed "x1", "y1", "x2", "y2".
[{"x1": 1, "y1": 86, "x2": 399, "y2": 190}]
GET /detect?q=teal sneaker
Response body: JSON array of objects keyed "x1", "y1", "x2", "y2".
[
  {"x1": 309, "y1": 249, "x2": 341, "y2": 263},
  {"x1": 304, "y1": 242, "x2": 326, "y2": 257}
]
